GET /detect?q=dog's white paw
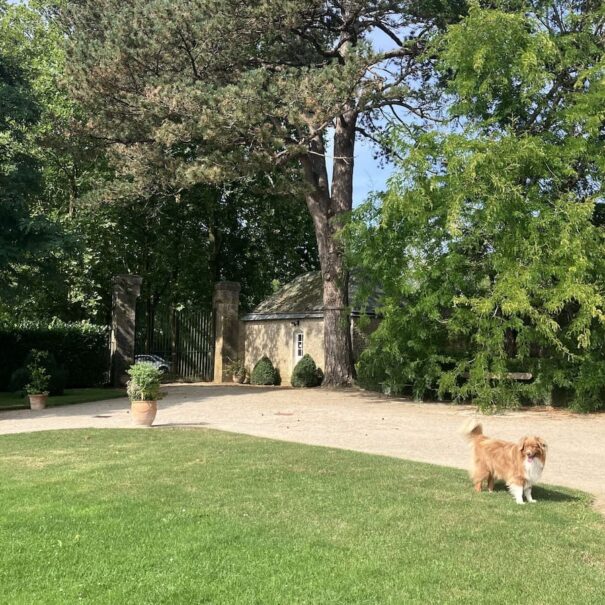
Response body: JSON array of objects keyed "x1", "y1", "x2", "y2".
[{"x1": 527, "y1": 499, "x2": 537, "y2": 503}]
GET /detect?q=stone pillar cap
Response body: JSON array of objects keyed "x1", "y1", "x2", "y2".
[
  {"x1": 214, "y1": 281, "x2": 241, "y2": 293},
  {"x1": 113, "y1": 274, "x2": 143, "y2": 284}
]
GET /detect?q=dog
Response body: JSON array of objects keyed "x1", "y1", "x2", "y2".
[{"x1": 462, "y1": 420, "x2": 547, "y2": 504}]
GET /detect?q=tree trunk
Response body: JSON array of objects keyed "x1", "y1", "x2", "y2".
[
  {"x1": 302, "y1": 110, "x2": 357, "y2": 386},
  {"x1": 208, "y1": 189, "x2": 223, "y2": 284}
]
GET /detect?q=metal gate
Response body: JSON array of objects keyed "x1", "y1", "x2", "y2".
[{"x1": 135, "y1": 304, "x2": 215, "y2": 381}]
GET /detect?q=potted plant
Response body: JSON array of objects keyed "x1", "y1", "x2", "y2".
[
  {"x1": 126, "y1": 362, "x2": 165, "y2": 426},
  {"x1": 25, "y1": 357, "x2": 51, "y2": 410},
  {"x1": 225, "y1": 358, "x2": 247, "y2": 384}
]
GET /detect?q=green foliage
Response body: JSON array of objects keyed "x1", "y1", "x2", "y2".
[
  {"x1": 0, "y1": 2, "x2": 59, "y2": 298},
  {"x1": 347, "y1": 1, "x2": 605, "y2": 412},
  {"x1": 0, "y1": 320, "x2": 108, "y2": 390},
  {"x1": 24, "y1": 350, "x2": 51, "y2": 395},
  {"x1": 291, "y1": 354, "x2": 323, "y2": 388},
  {"x1": 0, "y1": 0, "x2": 76, "y2": 314},
  {"x1": 250, "y1": 356, "x2": 280, "y2": 386},
  {"x1": 11, "y1": 349, "x2": 67, "y2": 395},
  {"x1": 225, "y1": 358, "x2": 246, "y2": 381},
  {"x1": 0, "y1": 2, "x2": 319, "y2": 324},
  {"x1": 437, "y1": 2, "x2": 556, "y2": 124},
  {"x1": 126, "y1": 362, "x2": 164, "y2": 401}
]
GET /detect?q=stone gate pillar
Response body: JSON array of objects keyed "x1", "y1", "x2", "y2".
[
  {"x1": 110, "y1": 274, "x2": 142, "y2": 387},
  {"x1": 213, "y1": 281, "x2": 241, "y2": 383}
]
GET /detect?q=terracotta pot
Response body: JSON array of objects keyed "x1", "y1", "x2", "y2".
[
  {"x1": 28, "y1": 394, "x2": 48, "y2": 410},
  {"x1": 131, "y1": 400, "x2": 158, "y2": 426}
]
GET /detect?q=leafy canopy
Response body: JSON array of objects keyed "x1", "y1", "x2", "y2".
[{"x1": 347, "y1": 0, "x2": 605, "y2": 411}]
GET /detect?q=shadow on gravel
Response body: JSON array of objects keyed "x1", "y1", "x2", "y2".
[{"x1": 155, "y1": 422, "x2": 210, "y2": 428}]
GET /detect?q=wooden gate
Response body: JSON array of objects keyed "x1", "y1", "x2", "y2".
[{"x1": 135, "y1": 304, "x2": 214, "y2": 381}]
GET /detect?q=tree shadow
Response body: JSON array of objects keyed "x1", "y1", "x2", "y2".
[{"x1": 155, "y1": 422, "x2": 210, "y2": 428}]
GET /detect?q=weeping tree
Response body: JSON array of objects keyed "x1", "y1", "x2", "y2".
[
  {"x1": 61, "y1": 0, "x2": 464, "y2": 385},
  {"x1": 347, "y1": 1, "x2": 605, "y2": 411}
]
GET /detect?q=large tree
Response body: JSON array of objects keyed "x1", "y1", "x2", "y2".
[
  {"x1": 0, "y1": 1, "x2": 318, "y2": 324},
  {"x1": 0, "y1": 0, "x2": 59, "y2": 302},
  {"x1": 347, "y1": 1, "x2": 605, "y2": 411},
  {"x1": 62, "y1": 0, "x2": 463, "y2": 385}
]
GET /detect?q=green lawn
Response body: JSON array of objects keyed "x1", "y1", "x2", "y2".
[
  {"x1": 0, "y1": 430, "x2": 603, "y2": 604},
  {"x1": 0, "y1": 388, "x2": 125, "y2": 410}
]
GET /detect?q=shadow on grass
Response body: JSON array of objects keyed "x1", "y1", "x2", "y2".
[
  {"x1": 532, "y1": 486, "x2": 580, "y2": 503},
  {"x1": 490, "y1": 482, "x2": 580, "y2": 503}
]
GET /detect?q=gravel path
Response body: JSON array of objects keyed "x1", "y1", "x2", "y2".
[{"x1": 1, "y1": 384, "x2": 604, "y2": 510}]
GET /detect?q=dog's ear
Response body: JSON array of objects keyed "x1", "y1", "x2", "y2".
[
  {"x1": 537, "y1": 438, "x2": 547, "y2": 452},
  {"x1": 517, "y1": 437, "x2": 527, "y2": 452}
]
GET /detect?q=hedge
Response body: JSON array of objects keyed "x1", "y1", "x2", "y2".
[{"x1": 0, "y1": 321, "x2": 109, "y2": 390}]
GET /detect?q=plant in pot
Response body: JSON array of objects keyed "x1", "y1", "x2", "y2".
[
  {"x1": 25, "y1": 354, "x2": 51, "y2": 410},
  {"x1": 126, "y1": 362, "x2": 165, "y2": 426},
  {"x1": 225, "y1": 358, "x2": 247, "y2": 384}
]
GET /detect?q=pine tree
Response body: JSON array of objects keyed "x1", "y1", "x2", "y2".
[{"x1": 61, "y1": 0, "x2": 463, "y2": 386}]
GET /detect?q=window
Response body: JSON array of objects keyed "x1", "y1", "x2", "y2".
[{"x1": 294, "y1": 331, "x2": 304, "y2": 362}]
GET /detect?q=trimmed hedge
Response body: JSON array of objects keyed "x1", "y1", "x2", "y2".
[
  {"x1": 0, "y1": 321, "x2": 109, "y2": 390},
  {"x1": 250, "y1": 356, "x2": 280, "y2": 386},
  {"x1": 291, "y1": 354, "x2": 323, "y2": 388}
]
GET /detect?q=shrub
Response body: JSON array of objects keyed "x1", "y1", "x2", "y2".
[
  {"x1": 0, "y1": 320, "x2": 108, "y2": 390},
  {"x1": 225, "y1": 358, "x2": 246, "y2": 382},
  {"x1": 250, "y1": 356, "x2": 279, "y2": 386},
  {"x1": 25, "y1": 352, "x2": 51, "y2": 396},
  {"x1": 126, "y1": 362, "x2": 165, "y2": 401},
  {"x1": 291, "y1": 354, "x2": 323, "y2": 388},
  {"x1": 9, "y1": 350, "x2": 67, "y2": 396}
]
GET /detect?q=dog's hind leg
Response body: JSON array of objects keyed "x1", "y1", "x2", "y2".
[
  {"x1": 487, "y1": 474, "x2": 495, "y2": 492},
  {"x1": 471, "y1": 465, "x2": 489, "y2": 492}
]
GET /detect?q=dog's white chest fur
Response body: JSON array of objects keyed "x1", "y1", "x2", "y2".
[{"x1": 524, "y1": 458, "x2": 544, "y2": 485}]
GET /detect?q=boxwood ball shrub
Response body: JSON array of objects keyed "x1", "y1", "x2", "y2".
[
  {"x1": 250, "y1": 356, "x2": 279, "y2": 386},
  {"x1": 291, "y1": 354, "x2": 323, "y2": 388}
]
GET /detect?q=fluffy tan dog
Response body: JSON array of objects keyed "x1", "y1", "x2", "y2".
[{"x1": 462, "y1": 420, "x2": 547, "y2": 504}]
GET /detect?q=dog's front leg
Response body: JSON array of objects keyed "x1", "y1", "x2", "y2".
[
  {"x1": 523, "y1": 484, "x2": 536, "y2": 503},
  {"x1": 509, "y1": 483, "x2": 525, "y2": 504}
]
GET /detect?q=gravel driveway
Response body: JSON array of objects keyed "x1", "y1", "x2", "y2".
[{"x1": 1, "y1": 384, "x2": 604, "y2": 510}]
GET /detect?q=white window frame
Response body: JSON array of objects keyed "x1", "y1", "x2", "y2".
[{"x1": 294, "y1": 330, "x2": 304, "y2": 363}]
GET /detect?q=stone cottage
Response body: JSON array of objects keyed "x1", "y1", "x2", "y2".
[{"x1": 242, "y1": 271, "x2": 378, "y2": 385}]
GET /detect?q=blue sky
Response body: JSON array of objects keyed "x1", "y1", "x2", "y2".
[
  {"x1": 352, "y1": 137, "x2": 393, "y2": 206},
  {"x1": 331, "y1": 27, "x2": 399, "y2": 207},
  {"x1": 325, "y1": 131, "x2": 393, "y2": 207}
]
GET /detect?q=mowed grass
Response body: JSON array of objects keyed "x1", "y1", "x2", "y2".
[
  {"x1": 0, "y1": 388, "x2": 125, "y2": 410},
  {"x1": 0, "y1": 430, "x2": 603, "y2": 604}
]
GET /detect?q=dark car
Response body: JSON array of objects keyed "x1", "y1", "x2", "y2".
[{"x1": 134, "y1": 354, "x2": 170, "y2": 373}]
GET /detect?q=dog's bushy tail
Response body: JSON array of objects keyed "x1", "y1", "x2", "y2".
[{"x1": 460, "y1": 419, "x2": 483, "y2": 441}]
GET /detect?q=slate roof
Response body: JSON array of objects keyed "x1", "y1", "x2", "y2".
[{"x1": 242, "y1": 271, "x2": 378, "y2": 321}]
